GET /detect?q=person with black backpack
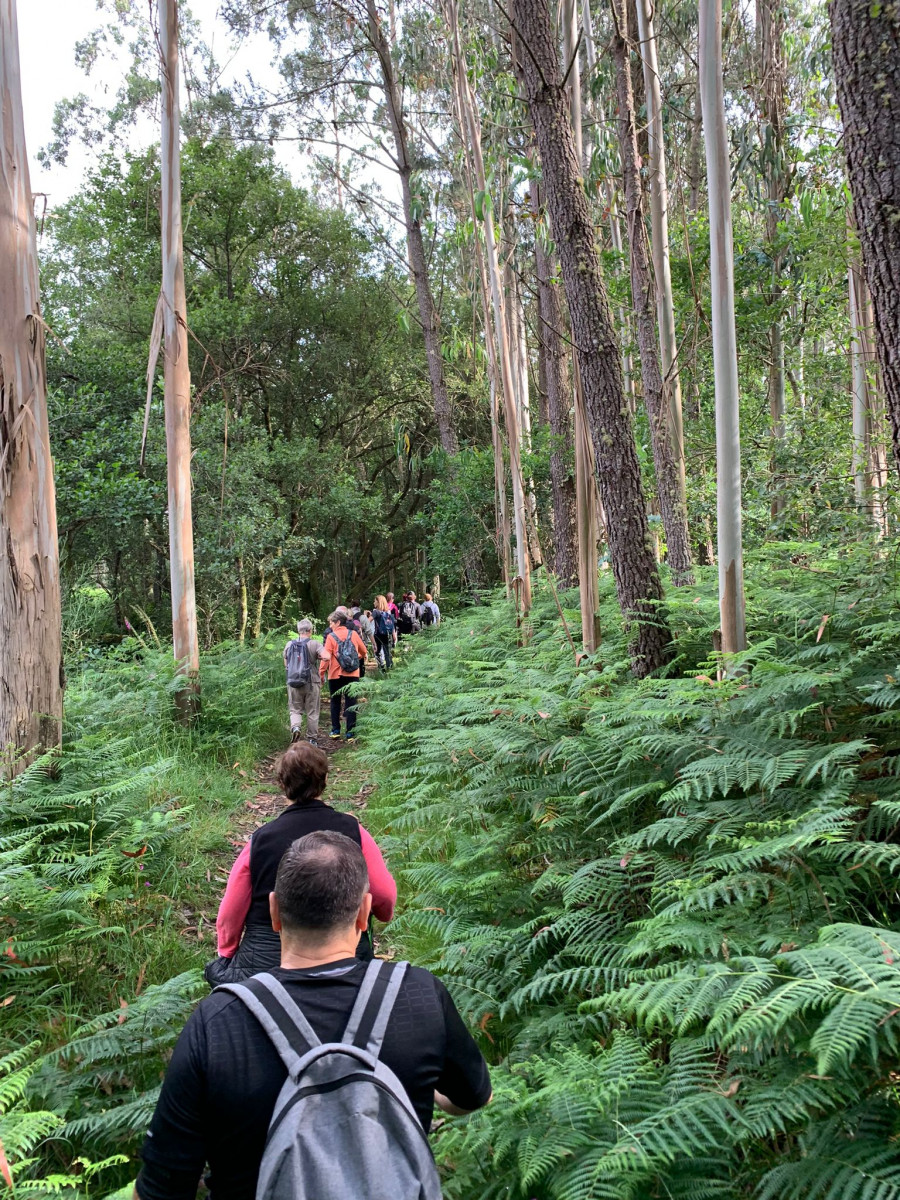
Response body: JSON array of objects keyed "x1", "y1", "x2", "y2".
[
  {"x1": 420, "y1": 593, "x2": 441, "y2": 628},
  {"x1": 137, "y1": 830, "x2": 492, "y2": 1200},
  {"x1": 373, "y1": 594, "x2": 396, "y2": 670},
  {"x1": 283, "y1": 619, "x2": 328, "y2": 744},
  {"x1": 397, "y1": 592, "x2": 422, "y2": 638},
  {"x1": 321, "y1": 610, "x2": 367, "y2": 741}
]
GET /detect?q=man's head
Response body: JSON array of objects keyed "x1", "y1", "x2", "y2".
[
  {"x1": 296, "y1": 618, "x2": 313, "y2": 636},
  {"x1": 409, "y1": 591, "x2": 417, "y2": 601},
  {"x1": 424, "y1": 593, "x2": 432, "y2": 603},
  {"x1": 271, "y1": 831, "x2": 371, "y2": 948}
]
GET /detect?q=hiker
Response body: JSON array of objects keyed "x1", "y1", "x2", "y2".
[
  {"x1": 322, "y1": 610, "x2": 367, "y2": 741},
  {"x1": 283, "y1": 619, "x2": 329, "y2": 744},
  {"x1": 356, "y1": 604, "x2": 377, "y2": 655},
  {"x1": 397, "y1": 591, "x2": 422, "y2": 638},
  {"x1": 204, "y1": 743, "x2": 396, "y2": 987},
  {"x1": 386, "y1": 591, "x2": 400, "y2": 619},
  {"x1": 421, "y1": 593, "x2": 441, "y2": 628},
  {"x1": 373, "y1": 594, "x2": 396, "y2": 671},
  {"x1": 139, "y1": 831, "x2": 491, "y2": 1200}
]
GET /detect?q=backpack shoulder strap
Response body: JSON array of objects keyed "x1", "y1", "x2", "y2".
[
  {"x1": 218, "y1": 973, "x2": 321, "y2": 1077},
  {"x1": 342, "y1": 959, "x2": 409, "y2": 1059}
]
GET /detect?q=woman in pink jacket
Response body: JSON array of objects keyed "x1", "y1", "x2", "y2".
[{"x1": 204, "y1": 741, "x2": 396, "y2": 986}]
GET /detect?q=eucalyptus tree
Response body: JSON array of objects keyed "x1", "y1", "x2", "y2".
[
  {"x1": 156, "y1": 0, "x2": 200, "y2": 711},
  {"x1": 610, "y1": 0, "x2": 693, "y2": 586},
  {"x1": 830, "y1": 0, "x2": 900, "y2": 481},
  {"x1": 0, "y1": 0, "x2": 64, "y2": 773},
  {"x1": 633, "y1": 0, "x2": 689, "y2": 544},
  {"x1": 512, "y1": 0, "x2": 671, "y2": 675},
  {"x1": 700, "y1": 0, "x2": 746, "y2": 656}
]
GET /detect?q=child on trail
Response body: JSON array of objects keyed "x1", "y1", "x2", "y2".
[
  {"x1": 322, "y1": 610, "x2": 367, "y2": 741},
  {"x1": 283, "y1": 619, "x2": 328, "y2": 745}
]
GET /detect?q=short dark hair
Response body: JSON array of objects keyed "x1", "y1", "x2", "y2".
[
  {"x1": 276, "y1": 742, "x2": 329, "y2": 803},
  {"x1": 275, "y1": 831, "x2": 369, "y2": 933}
]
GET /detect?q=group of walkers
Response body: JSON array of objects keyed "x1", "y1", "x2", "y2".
[
  {"x1": 136, "y1": 748, "x2": 489, "y2": 1199},
  {"x1": 135, "y1": 592, "x2": 484, "y2": 1200},
  {"x1": 283, "y1": 591, "x2": 441, "y2": 743}
]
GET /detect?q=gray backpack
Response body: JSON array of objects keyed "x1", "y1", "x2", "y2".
[{"x1": 219, "y1": 961, "x2": 442, "y2": 1200}]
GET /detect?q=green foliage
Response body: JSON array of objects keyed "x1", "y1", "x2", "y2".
[
  {"x1": 0, "y1": 640, "x2": 285, "y2": 1195},
  {"x1": 360, "y1": 544, "x2": 900, "y2": 1198}
]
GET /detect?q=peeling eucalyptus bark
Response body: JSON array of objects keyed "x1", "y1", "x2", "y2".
[{"x1": 0, "y1": 0, "x2": 64, "y2": 773}]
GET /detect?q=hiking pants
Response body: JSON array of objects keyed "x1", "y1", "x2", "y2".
[
  {"x1": 329, "y1": 676, "x2": 358, "y2": 735},
  {"x1": 375, "y1": 633, "x2": 393, "y2": 671},
  {"x1": 288, "y1": 683, "x2": 320, "y2": 739}
]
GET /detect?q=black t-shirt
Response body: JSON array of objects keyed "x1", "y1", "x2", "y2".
[{"x1": 137, "y1": 959, "x2": 491, "y2": 1200}]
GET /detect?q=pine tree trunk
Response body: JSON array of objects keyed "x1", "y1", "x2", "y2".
[
  {"x1": 513, "y1": 0, "x2": 671, "y2": 674},
  {"x1": 611, "y1": 0, "x2": 694, "y2": 585},
  {"x1": 366, "y1": 0, "x2": 458, "y2": 455},
  {"x1": 830, "y1": 0, "x2": 900, "y2": 481},
  {"x1": 699, "y1": 0, "x2": 747, "y2": 657},
  {"x1": 160, "y1": 0, "x2": 200, "y2": 716},
  {"x1": 531, "y1": 182, "x2": 577, "y2": 586},
  {"x1": 0, "y1": 0, "x2": 64, "y2": 774}
]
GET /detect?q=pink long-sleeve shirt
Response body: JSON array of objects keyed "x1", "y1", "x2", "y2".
[{"x1": 216, "y1": 825, "x2": 397, "y2": 957}]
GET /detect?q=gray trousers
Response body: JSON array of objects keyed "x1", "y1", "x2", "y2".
[{"x1": 287, "y1": 683, "x2": 321, "y2": 738}]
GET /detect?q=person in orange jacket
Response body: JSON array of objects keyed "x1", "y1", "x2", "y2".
[{"x1": 321, "y1": 610, "x2": 367, "y2": 741}]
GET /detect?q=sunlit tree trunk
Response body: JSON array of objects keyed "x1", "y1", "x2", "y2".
[
  {"x1": 849, "y1": 250, "x2": 869, "y2": 510},
  {"x1": 830, "y1": 0, "x2": 900, "y2": 483},
  {"x1": 758, "y1": 0, "x2": 789, "y2": 519},
  {"x1": 0, "y1": 0, "x2": 63, "y2": 774},
  {"x1": 531, "y1": 181, "x2": 577, "y2": 586},
  {"x1": 860, "y1": 284, "x2": 889, "y2": 537},
  {"x1": 365, "y1": 0, "x2": 457, "y2": 454},
  {"x1": 634, "y1": 0, "x2": 690, "y2": 557},
  {"x1": 699, "y1": 0, "x2": 747, "y2": 656},
  {"x1": 514, "y1": 0, "x2": 671, "y2": 675},
  {"x1": 160, "y1": 0, "x2": 200, "y2": 713},
  {"x1": 611, "y1": 0, "x2": 694, "y2": 585},
  {"x1": 448, "y1": 3, "x2": 532, "y2": 608}
]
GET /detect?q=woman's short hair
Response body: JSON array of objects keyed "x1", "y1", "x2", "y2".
[
  {"x1": 374, "y1": 594, "x2": 388, "y2": 612},
  {"x1": 327, "y1": 610, "x2": 348, "y2": 626},
  {"x1": 276, "y1": 742, "x2": 329, "y2": 803},
  {"x1": 424, "y1": 593, "x2": 432, "y2": 602}
]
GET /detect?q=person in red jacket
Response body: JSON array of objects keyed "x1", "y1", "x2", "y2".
[
  {"x1": 321, "y1": 610, "x2": 367, "y2": 741},
  {"x1": 205, "y1": 741, "x2": 395, "y2": 986}
]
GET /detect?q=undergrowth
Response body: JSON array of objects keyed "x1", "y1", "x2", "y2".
[
  {"x1": 359, "y1": 541, "x2": 900, "y2": 1200},
  {"x1": 1, "y1": 639, "x2": 285, "y2": 1197}
]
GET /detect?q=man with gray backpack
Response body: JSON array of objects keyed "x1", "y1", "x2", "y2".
[
  {"x1": 283, "y1": 620, "x2": 329, "y2": 745},
  {"x1": 136, "y1": 831, "x2": 492, "y2": 1200}
]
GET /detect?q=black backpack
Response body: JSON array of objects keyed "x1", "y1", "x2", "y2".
[
  {"x1": 330, "y1": 629, "x2": 361, "y2": 674},
  {"x1": 401, "y1": 601, "x2": 421, "y2": 633},
  {"x1": 421, "y1": 604, "x2": 435, "y2": 627},
  {"x1": 285, "y1": 638, "x2": 312, "y2": 687}
]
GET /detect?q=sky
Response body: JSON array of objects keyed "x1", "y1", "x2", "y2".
[{"x1": 16, "y1": 0, "x2": 285, "y2": 205}]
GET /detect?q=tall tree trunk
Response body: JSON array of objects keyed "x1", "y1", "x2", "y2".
[
  {"x1": 365, "y1": 0, "x2": 457, "y2": 454},
  {"x1": 686, "y1": 52, "x2": 703, "y2": 213},
  {"x1": 449, "y1": 2, "x2": 532, "y2": 609},
  {"x1": 0, "y1": 0, "x2": 64, "y2": 774},
  {"x1": 513, "y1": 0, "x2": 671, "y2": 675},
  {"x1": 699, "y1": 0, "x2": 747, "y2": 656},
  {"x1": 504, "y1": 243, "x2": 542, "y2": 565},
  {"x1": 830, "y1": 0, "x2": 900, "y2": 482},
  {"x1": 860, "y1": 283, "x2": 889, "y2": 537},
  {"x1": 849, "y1": 248, "x2": 869, "y2": 510},
  {"x1": 634, "y1": 0, "x2": 690, "y2": 558},
  {"x1": 531, "y1": 182, "x2": 577, "y2": 586},
  {"x1": 758, "y1": 0, "x2": 789, "y2": 519},
  {"x1": 611, "y1": 0, "x2": 694, "y2": 585},
  {"x1": 160, "y1": 0, "x2": 200, "y2": 714}
]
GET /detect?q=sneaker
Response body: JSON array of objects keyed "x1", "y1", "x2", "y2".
[
  {"x1": 330, "y1": 730, "x2": 341, "y2": 740},
  {"x1": 290, "y1": 727, "x2": 301, "y2": 743},
  {"x1": 308, "y1": 737, "x2": 318, "y2": 746},
  {"x1": 346, "y1": 734, "x2": 357, "y2": 744}
]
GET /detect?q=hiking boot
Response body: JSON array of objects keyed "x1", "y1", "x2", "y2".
[{"x1": 290, "y1": 727, "x2": 302, "y2": 743}]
